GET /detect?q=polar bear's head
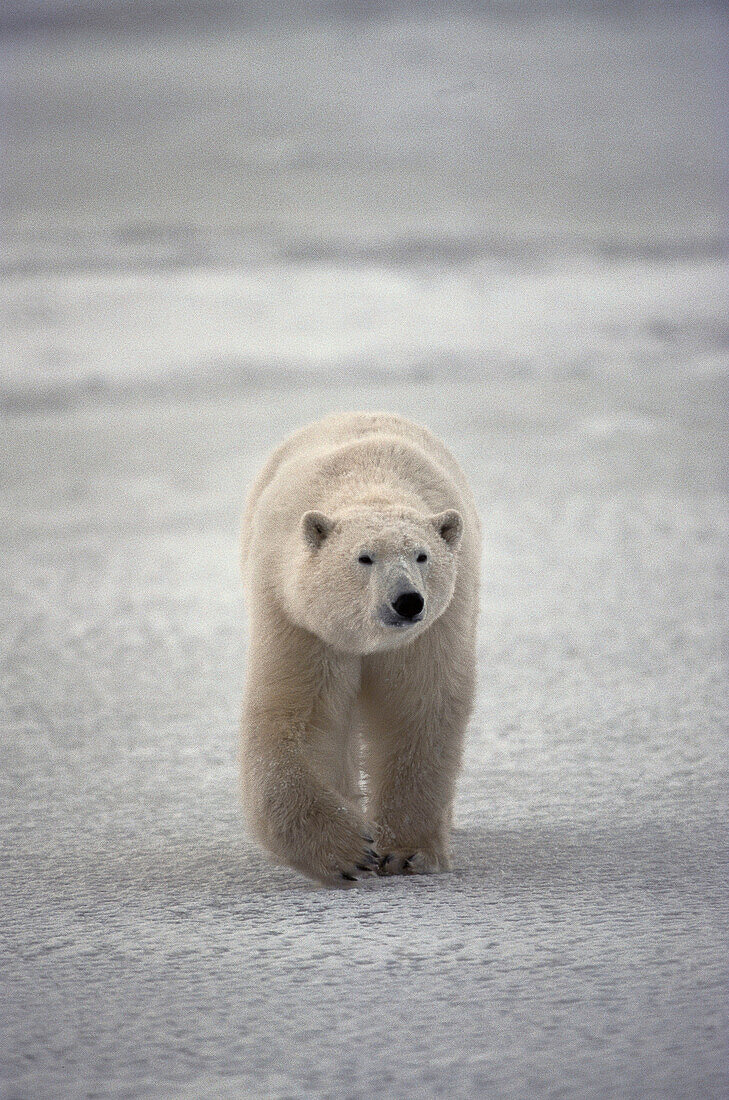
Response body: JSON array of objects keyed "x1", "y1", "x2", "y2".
[{"x1": 287, "y1": 504, "x2": 464, "y2": 654}]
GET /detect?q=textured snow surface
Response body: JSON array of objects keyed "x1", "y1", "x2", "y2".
[
  {"x1": 2, "y1": 5, "x2": 728, "y2": 1099},
  {"x1": 3, "y1": 378, "x2": 727, "y2": 1098}
]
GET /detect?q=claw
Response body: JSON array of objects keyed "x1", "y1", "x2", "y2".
[
  {"x1": 376, "y1": 854, "x2": 393, "y2": 875},
  {"x1": 361, "y1": 834, "x2": 375, "y2": 844},
  {"x1": 341, "y1": 871, "x2": 357, "y2": 881}
]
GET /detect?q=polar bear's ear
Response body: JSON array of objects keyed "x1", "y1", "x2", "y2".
[
  {"x1": 431, "y1": 509, "x2": 463, "y2": 549},
  {"x1": 301, "y1": 510, "x2": 335, "y2": 550}
]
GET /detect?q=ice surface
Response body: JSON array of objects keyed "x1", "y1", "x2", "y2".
[{"x1": 1, "y1": 5, "x2": 727, "y2": 1099}]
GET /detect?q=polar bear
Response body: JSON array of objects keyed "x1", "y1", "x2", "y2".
[{"x1": 240, "y1": 412, "x2": 480, "y2": 885}]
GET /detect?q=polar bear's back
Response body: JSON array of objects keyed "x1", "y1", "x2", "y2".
[
  {"x1": 247, "y1": 411, "x2": 469, "y2": 509},
  {"x1": 283, "y1": 412, "x2": 466, "y2": 483},
  {"x1": 241, "y1": 412, "x2": 477, "y2": 578}
]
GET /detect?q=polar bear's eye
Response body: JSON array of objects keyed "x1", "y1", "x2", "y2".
[
  {"x1": 358, "y1": 554, "x2": 373, "y2": 565},
  {"x1": 416, "y1": 552, "x2": 428, "y2": 563}
]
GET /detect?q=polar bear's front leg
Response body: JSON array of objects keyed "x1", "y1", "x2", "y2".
[
  {"x1": 366, "y1": 725, "x2": 462, "y2": 876},
  {"x1": 361, "y1": 623, "x2": 476, "y2": 875},
  {"x1": 241, "y1": 725, "x2": 379, "y2": 884},
  {"x1": 240, "y1": 631, "x2": 377, "y2": 885}
]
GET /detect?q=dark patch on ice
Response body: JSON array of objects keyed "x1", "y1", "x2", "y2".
[
  {"x1": 0, "y1": 358, "x2": 456, "y2": 415},
  {"x1": 2, "y1": 0, "x2": 723, "y2": 38},
  {"x1": 646, "y1": 318, "x2": 729, "y2": 350},
  {"x1": 282, "y1": 234, "x2": 729, "y2": 268},
  {"x1": 3, "y1": 229, "x2": 727, "y2": 279}
]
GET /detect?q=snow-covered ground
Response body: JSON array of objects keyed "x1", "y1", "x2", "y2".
[{"x1": 1, "y1": 5, "x2": 728, "y2": 1098}]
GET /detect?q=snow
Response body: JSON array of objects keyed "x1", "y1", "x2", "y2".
[
  {"x1": 1, "y1": 4, "x2": 728, "y2": 1098},
  {"x1": 4, "y1": 257, "x2": 729, "y2": 409}
]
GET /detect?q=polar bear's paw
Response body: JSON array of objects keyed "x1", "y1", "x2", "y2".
[
  {"x1": 377, "y1": 848, "x2": 451, "y2": 876},
  {"x1": 292, "y1": 815, "x2": 381, "y2": 887}
]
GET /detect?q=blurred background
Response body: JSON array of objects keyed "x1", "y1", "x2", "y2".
[
  {"x1": 3, "y1": 0, "x2": 727, "y2": 400},
  {"x1": 2, "y1": 3, "x2": 728, "y2": 1098}
]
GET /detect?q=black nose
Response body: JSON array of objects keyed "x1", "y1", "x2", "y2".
[{"x1": 391, "y1": 590, "x2": 424, "y2": 621}]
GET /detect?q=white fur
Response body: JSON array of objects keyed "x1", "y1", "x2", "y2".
[{"x1": 240, "y1": 412, "x2": 481, "y2": 885}]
